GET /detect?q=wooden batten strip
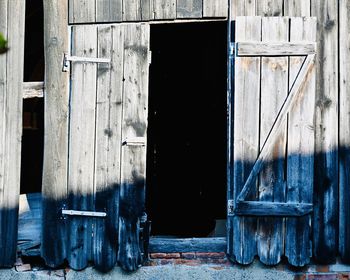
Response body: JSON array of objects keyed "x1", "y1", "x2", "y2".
[
  {"x1": 235, "y1": 201, "x2": 313, "y2": 217},
  {"x1": 236, "y1": 42, "x2": 316, "y2": 56}
]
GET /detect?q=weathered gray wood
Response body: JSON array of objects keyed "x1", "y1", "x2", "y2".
[
  {"x1": 67, "y1": 25, "x2": 97, "y2": 270},
  {"x1": 96, "y1": 0, "x2": 122, "y2": 22},
  {"x1": 41, "y1": 0, "x2": 69, "y2": 268},
  {"x1": 0, "y1": 0, "x2": 25, "y2": 267},
  {"x1": 153, "y1": 0, "x2": 176, "y2": 19},
  {"x1": 311, "y1": 0, "x2": 339, "y2": 264},
  {"x1": 236, "y1": 42, "x2": 316, "y2": 56},
  {"x1": 231, "y1": 16, "x2": 261, "y2": 265},
  {"x1": 149, "y1": 237, "x2": 226, "y2": 253},
  {"x1": 69, "y1": 0, "x2": 95, "y2": 23},
  {"x1": 93, "y1": 24, "x2": 124, "y2": 272},
  {"x1": 236, "y1": 54, "x2": 316, "y2": 203},
  {"x1": 177, "y1": 0, "x2": 202, "y2": 19},
  {"x1": 285, "y1": 17, "x2": 316, "y2": 267},
  {"x1": 118, "y1": 23, "x2": 150, "y2": 272},
  {"x1": 231, "y1": 0, "x2": 311, "y2": 18},
  {"x1": 257, "y1": 16, "x2": 288, "y2": 266},
  {"x1": 230, "y1": 0, "x2": 256, "y2": 20},
  {"x1": 339, "y1": 0, "x2": 350, "y2": 264},
  {"x1": 235, "y1": 201, "x2": 313, "y2": 217},
  {"x1": 256, "y1": 0, "x2": 283, "y2": 16},
  {"x1": 203, "y1": 0, "x2": 227, "y2": 18},
  {"x1": 123, "y1": 0, "x2": 141, "y2": 21},
  {"x1": 284, "y1": 0, "x2": 311, "y2": 17},
  {"x1": 23, "y1": 82, "x2": 44, "y2": 99},
  {"x1": 141, "y1": 0, "x2": 154, "y2": 20}
]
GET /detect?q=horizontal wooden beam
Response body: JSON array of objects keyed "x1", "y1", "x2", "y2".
[
  {"x1": 235, "y1": 201, "x2": 313, "y2": 217},
  {"x1": 23, "y1": 82, "x2": 44, "y2": 99},
  {"x1": 149, "y1": 237, "x2": 226, "y2": 253},
  {"x1": 236, "y1": 42, "x2": 316, "y2": 56}
]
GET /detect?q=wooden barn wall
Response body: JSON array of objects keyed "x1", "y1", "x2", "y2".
[
  {"x1": 68, "y1": 0, "x2": 227, "y2": 23},
  {"x1": 230, "y1": 0, "x2": 350, "y2": 265},
  {"x1": 0, "y1": 0, "x2": 25, "y2": 266},
  {"x1": 1, "y1": 0, "x2": 344, "y2": 271}
]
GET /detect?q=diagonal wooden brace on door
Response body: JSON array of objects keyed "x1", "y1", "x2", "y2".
[{"x1": 233, "y1": 52, "x2": 316, "y2": 217}]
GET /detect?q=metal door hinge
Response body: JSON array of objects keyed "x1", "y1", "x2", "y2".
[
  {"x1": 148, "y1": 51, "x2": 152, "y2": 65},
  {"x1": 62, "y1": 53, "x2": 111, "y2": 72},
  {"x1": 139, "y1": 212, "x2": 151, "y2": 262},
  {"x1": 229, "y1": 43, "x2": 235, "y2": 56},
  {"x1": 122, "y1": 137, "x2": 146, "y2": 146},
  {"x1": 62, "y1": 209, "x2": 107, "y2": 217},
  {"x1": 227, "y1": 199, "x2": 235, "y2": 216}
]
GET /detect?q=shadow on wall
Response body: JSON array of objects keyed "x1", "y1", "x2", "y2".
[
  {"x1": 2, "y1": 149, "x2": 349, "y2": 272},
  {"x1": 40, "y1": 179, "x2": 146, "y2": 272}
]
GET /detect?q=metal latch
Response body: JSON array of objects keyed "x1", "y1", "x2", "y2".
[
  {"x1": 62, "y1": 53, "x2": 111, "y2": 72},
  {"x1": 227, "y1": 199, "x2": 235, "y2": 216},
  {"x1": 139, "y1": 212, "x2": 151, "y2": 262},
  {"x1": 62, "y1": 209, "x2": 107, "y2": 217},
  {"x1": 122, "y1": 137, "x2": 146, "y2": 146}
]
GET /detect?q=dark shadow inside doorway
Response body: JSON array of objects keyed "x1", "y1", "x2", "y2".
[{"x1": 146, "y1": 21, "x2": 228, "y2": 238}]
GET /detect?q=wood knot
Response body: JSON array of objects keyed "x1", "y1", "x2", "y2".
[{"x1": 324, "y1": 19, "x2": 335, "y2": 31}]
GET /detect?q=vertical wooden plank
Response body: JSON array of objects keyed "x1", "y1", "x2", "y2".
[
  {"x1": 311, "y1": 0, "x2": 339, "y2": 264},
  {"x1": 203, "y1": 0, "x2": 228, "y2": 18},
  {"x1": 231, "y1": 16, "x2": 261, "y2": 265},
  {"x1": 123, "y1": 0, "x2": 141, "y2": 21},
  {"x1": 177, "y1": 0, "x2": 202, "y2": 18},
  {"x1": 339, "y1": 0, "x2": 350, "y2": 264},
  {"x1": 230, "y1": 0, "x2": 256, "y2": 20},
  {"x1": 257, "y1": 17, "x2": 288, "y2": 266},
  {"x1": 141, "y1": 0, "x2": 154, "y2": 20},
  {"x1": 67, "y1": 25, "x2": 97, "y2": 270},
  {"x1": 284, "y1": 0, "x2": 311, "y2": 16},
  {"x1": 0, "y1": 0, "x2": 25, "y2": 267},
  {"x1": 0, "y1": 5, "x2": 8, "y2": 261},
  {"x1": 96, "y1": 0, "x2": 122, "y2": 22},
  {"x1": 41, "y1": 0, "x2": 69, "y2": 268},
  {"x1": 153, "y1": 0, "x2": 176, "y2": 19},
  {"x1": 93, "y1": 24, "x2": 124, "y2": 272},
  {"x1": 118, "y1": 23, "x2": 150, "y2": 272},
  {"x1": 285, "y1": 17, "x2": 316, "y2": 266},
  {"x1": 257, "y1": 0, "x2": 283, "y2": 16},
  {"x1": 69, "y1": 0, "x2": 96, "y2": 24}
]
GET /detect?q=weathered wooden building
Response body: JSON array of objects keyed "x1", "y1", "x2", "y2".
[{"x1": 0, "y1": 0, "x2": 349, "y2": 274}]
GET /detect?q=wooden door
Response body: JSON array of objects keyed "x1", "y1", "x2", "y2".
[
  {"x1": 227, "y1": 16, "x2": 316, "y2": 267},
  {"x1": 42, "y1": 23, "x2": 150, "y2": 272}
]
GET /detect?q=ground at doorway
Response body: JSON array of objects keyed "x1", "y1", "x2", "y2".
[{"x1": 1, "y1": 259, "x2": 350, "y2": 279}]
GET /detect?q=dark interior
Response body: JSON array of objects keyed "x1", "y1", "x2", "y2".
[
  {"x1": 146, "y1": 22, "x2": 228, "y2": 237},
  {"x1": 21, "y1": 0, "x2": 44, "y2": 194}
]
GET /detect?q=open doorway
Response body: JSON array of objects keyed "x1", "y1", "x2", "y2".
[
  {"x1": 146, "y1": 22, "x2": 227, "y2": 238},
  {"x1": 17, "y1": 0, "x2": 44, "y2": 259},
  {"x1": 21, "y1": 0, "x2": 44, "y2": 195}
]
